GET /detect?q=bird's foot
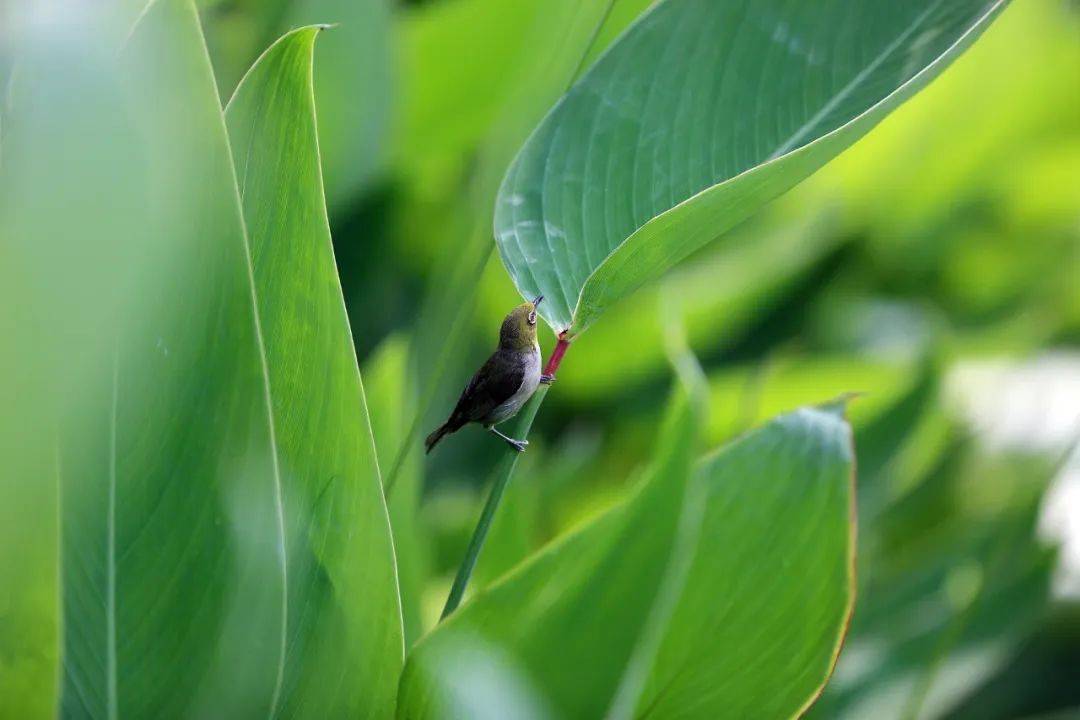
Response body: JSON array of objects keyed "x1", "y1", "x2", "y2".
[
  {"x1": 489, "y1": 426, "x2": 529, "y2": 452},
  {"x1": 540, "y1": 373, "x2": 556, "y2": 385}
]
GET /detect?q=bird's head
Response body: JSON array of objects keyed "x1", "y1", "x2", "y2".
[{"x1": 499, "y1": 295, "x2": 542, "y2": 350}]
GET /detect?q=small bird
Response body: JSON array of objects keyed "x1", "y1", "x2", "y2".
[{"x1": 425, "y1": 296, "x2": 553, "y2": 454}]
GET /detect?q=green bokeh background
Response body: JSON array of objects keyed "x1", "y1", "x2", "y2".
[{"x1": 3, "y1": 0, "x2": 1078, "y2": 716}]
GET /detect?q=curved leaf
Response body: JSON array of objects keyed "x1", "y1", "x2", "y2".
[
  {"x1": 398, "y1": 378, "x2": 701, "y2": 719},
  {"x1": 225, "y1": 25, "x2": 403, "y2": 716},
  {"x1": 629, "y1": 402, "x2": 855, "y2": 718},
  {"x1": 0, "y1": 11, "x2": 139, "y2": 717},
  {"x1": 398, "y1": 395, "x2": 855, "y2": 718},
  {"x1": 53, "y1": 1, "x2": 289, "y2": 715},
  {"x1": 24, "y1": 4, "x2": 400, "y2": 717},
  {"x1": 494, "y1": 0, "x2": 1009, "y2": 332}
]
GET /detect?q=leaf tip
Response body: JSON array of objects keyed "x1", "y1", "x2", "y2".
[{"x1": 816, "y1": 391, "x2": 863, "y2": 419}]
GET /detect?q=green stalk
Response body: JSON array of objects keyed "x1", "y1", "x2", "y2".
[
  {"x1": 440, "y1": 331, "x2": 570, "y2": 619},
  {"x1": 440, "y1": 384, "x2": 550, "y2": 619}
]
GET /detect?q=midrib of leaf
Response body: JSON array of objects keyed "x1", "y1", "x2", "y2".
[
  {"x1": 606, "y1": 299, "x2": 708, "y2": 720},
  {"x1": 766, "y1": 0, "x2": 945, "y2": 160},
  {"x1": 182, "y1": 1, "x2": 290, "y2": 714},
  {"x1": 106, "y1": 350, "x2": 118, "y2": 720},
  {"x1": 52, "y1": 446, "x2": 63, "y2": 720},
  {"x1": 570, "y1": 0, "x2": 1008, "y2": 332},
  {"x1": 101, "y1": 4, "x2": 292, "y2": 714},
  {"x1": 607, "y1": 450, "x2": 705, "y2": 720}
]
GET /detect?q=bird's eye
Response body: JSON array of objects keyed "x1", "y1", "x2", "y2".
[{"x1": 527, "y1": 311, "x2": 537, "y2": 325}]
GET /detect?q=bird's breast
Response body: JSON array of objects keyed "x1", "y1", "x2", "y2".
[{"x1": 487, "y1": 346, "x2": 541, "y2": 424}]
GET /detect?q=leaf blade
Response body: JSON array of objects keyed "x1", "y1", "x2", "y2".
[
  {"x1": 4, "y1": 4, "x2": 402, "y2": 716},
  {"x1": 224, "y1": 25, "x2": 404, "y2": 717},
  {"x1": 494, "y1": 0, "x2": 1009, "y2": 332},
  {"x1": 398, "y1": 388, "x2": 855, "y2": 717},
  {"x1": 51, "y1": 1, "x2": 288, "y2": 714}
]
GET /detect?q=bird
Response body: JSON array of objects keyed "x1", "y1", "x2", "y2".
[{"x1": 425, "y1": 296, "x2": 553, "y2": 454}]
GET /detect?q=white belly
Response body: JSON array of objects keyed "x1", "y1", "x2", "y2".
[{"x1": 488, "y1": 345, "x2": 541, "y2": 425}]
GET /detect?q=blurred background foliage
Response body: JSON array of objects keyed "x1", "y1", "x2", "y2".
[
  {"x1": 192, "y1": 0, "x2": 1080, "y2": 716},
  {"x1": 2, "y1": 0, "x2": 1078, "y2": 716}
]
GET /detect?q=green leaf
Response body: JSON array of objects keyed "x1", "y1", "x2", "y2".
[
  {"x1": 494, "y1": 0, "x2": 1009, "y2": 333},
  {"x1": 704, "y1": 355, "x2": 916, "y2": 447},
  {"x1": 398, "y1": 395, "x2": 855, "y2": 718},
  {"x1": 282, "y1": 0, "x2": 393, "y2": 210},
  {"x1": 0, "y1": 7, "x2": 159, "y2": 717},
  {"x1": 2, "y1": 3, "x2": 400, "y2": 716},
  {"x1": 225, "y1": 24, "x2": 403, "y2": 716},
  {"x1": 50, "y1": 2, "x2": 295, "y2": 715},
  {"x1": 554, "y1": 208, "x2": 845, "y2": 402},
  {"x1": 399, "y1": 378, "x2": 700, "y2": 719}
]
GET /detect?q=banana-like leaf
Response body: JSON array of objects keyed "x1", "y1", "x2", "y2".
[
  {"x1": 225, "y1": 25, "x2": 403, "y2": 716},
  {"x1": 53, "y1": 3, "x2": 287, "y2": 715},
  {"x1": 398, "y1": 396, "x2": 855, "y2": 718},
  {"x1": 20, "y1": 4, "x2": 399, "y2": 717},
  {"x1": 0, "y1": 7, "x2": 155, "y2": 716},
  {"x1": 494, "y1": 0, "x2": 1009, "y2": 333}
]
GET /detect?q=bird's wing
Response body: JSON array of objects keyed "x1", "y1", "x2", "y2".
[{"x1": 450, "y1": 350, "x2": 526, "y2": 424}]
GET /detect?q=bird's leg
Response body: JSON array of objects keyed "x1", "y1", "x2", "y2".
[
  {"x1": 540, "y1": 373, "x2": 555, "y2": 385},
  {"x1": 488, "y1": 425, "x2": 528, "y2": 452}
]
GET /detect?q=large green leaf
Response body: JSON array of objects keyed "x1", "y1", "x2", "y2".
[
  {"x1": 51, "y1": 2, "x2": 289, "y2": 715},
  {"x1": 398, "y1": 378, "x2": 701, "y2": 720},
  {"x1": 224, "y1": 25, "x2": 403, "y2": 716},
  {"x1": 554, "y1": 207, "x2": 846, "y2": 402},
  {"x1": 494, "y1": 0, "x2": 1009, "y2": 333},
  {"x1": 0, "y1": 6, "x2": 155, "y2": 716},
  {"x1": 398, "y1": 395, "x2": 855, "y2": 718},
  {"x1": 1, "y1": 3, "x2": 400, "y2": 716}
]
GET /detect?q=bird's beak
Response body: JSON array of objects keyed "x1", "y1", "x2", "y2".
[{"x1": 532, "y1": 294, "x2": 544, "y2": 306}]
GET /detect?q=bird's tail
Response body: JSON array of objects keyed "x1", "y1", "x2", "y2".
[{"x1": 425, "y1": 423, "x2": 452, "y2": 454}]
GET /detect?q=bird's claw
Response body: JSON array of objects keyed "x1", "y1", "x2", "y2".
[
  {"x1": 489, "y1": 426, "x2": 529, "y2": 452},
  {"x1": 540, "y1": 373, "x2": 556, "y2": 385}
]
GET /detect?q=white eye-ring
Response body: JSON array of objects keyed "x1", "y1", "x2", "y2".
[{"x1": 528, "y1": 311, "x2": 537, "y2": 325}]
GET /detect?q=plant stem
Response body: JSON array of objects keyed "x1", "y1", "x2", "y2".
[
  {"x1": 544, "y1": 331, "x2": 570, "y2": 376},
  {"x1": 440, "y1": 332, "x2": 571, "y2": 619},
  {"x1": 439, "y1": 386, "x2": 547, "y2": 619}
]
